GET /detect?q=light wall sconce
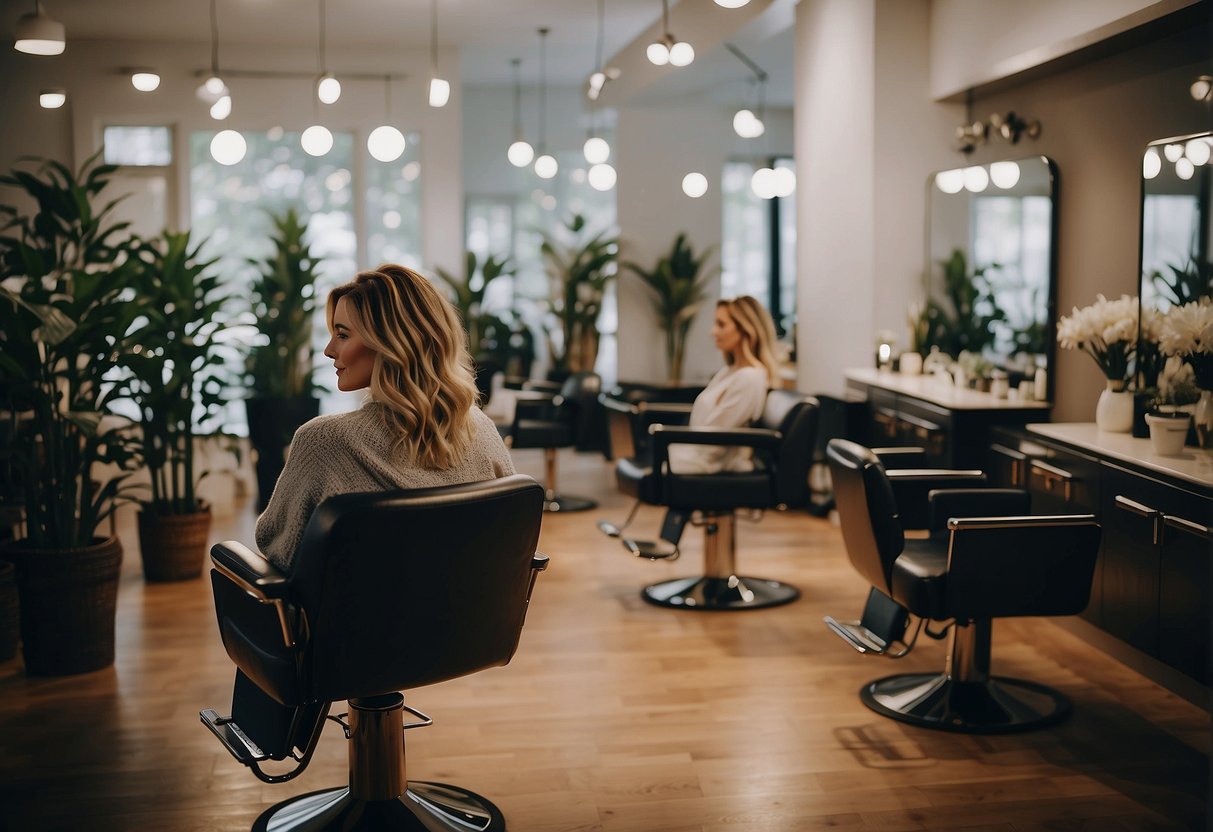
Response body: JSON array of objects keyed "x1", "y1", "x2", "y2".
[
  {"x1": 1191, "y1": 75, "x2": 1212, "y2": 103},
  {"x1": 428, "y1": 0, "x2": 449, "y2": 107},
  {"x1": 129, "y1": 69, "x2": 160, "y2": 92},
  {"x1": 954, "y1": 109, "x2": 1040, "y2": 154},
  {"x1": 14, "y1": 1, "x2": 65, "y2": 56},
  {"x1": 647, "y1": 0, "x2": 693, "y2": 67},
  {"x1": 39, "y1": 88, "x2": 65, "y2": 108}
]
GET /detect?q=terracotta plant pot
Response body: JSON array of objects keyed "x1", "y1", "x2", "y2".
[
  {"x1": 137, "y1": 505, "x2": 213, "y2": 582},
  {"x1": 1, "y1": 536, "x2": 123, "y2": 676}
]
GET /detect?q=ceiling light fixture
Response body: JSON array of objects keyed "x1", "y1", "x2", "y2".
[
  {"x1": 38, "y1": 88, "x2": 65, "y2": 109},
  {"x1": 714, "y1": 0, "x2": 751, "y2": 6},
  {"x1": 315, "y1": 0, "x2": 341, "y2": 104},
  {"x1": 1190, "y1": 74, "x2": 1212, "y2": 103},
  {"x1": 533, "y1": 27, "x2": 557, "y2": 180},
  {"x1": 507, "y1": 58, "x2": 534, "y2": 167},
  {"x1": 129, "y1": 68, "x2": 160, "y2": 92},
  {"x1": 368, "y1": 74, "x2": 406, "y2": 162},
  {"x1": 647, "y1": 0, "x2": 693, "y2": 67},
  {"x1": 210, "y1": 129, "x2": 247, "y2": 165},
  {"x1": 682, "y1": 172, "x2": 708, "y2": 198},
  {"x1": 583, "y1": 0, "x2": 612, "y2": 169},
  {"x1": 14, "y1": 1, "x2": 65, "y2": 56},
  {"x1": 428, "y1": 0, "x2": 450, "y2": 107},
  {"x1": 726, "y1": 44, "x2": 767, "y2": 139},
  {"x1": 197, "y1": 0, "x2": 230, "y2": 107}
]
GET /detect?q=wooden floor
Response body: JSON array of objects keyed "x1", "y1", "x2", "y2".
[{"x1": 0, "y1": 449, "x2": 1208, "y2": 831}]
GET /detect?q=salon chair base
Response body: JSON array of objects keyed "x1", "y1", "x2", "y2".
[
  {"x1": 859, "y1": 672, "x2": 1071, "y2": 734},
  {"x1": 252, "y1": 781, "x2": 505, "y2": 832},
  {"x1": 543, "y1": 493, "x2": 596, "y2": 513},
  {"x1": 642, "y1": 575, "x2": 800, "y2": 610}
]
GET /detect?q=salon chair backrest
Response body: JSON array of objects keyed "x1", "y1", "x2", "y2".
[
  {"x1": 758, "y1": 390, "x2": 819, "y2": 508},
  {"x1": 825, "y1": 439, "x2": 904, "y2": 593}
]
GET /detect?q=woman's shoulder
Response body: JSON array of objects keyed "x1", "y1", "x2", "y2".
[
  {"x1": 731, "y1": 365, "x2": 770, "y2": 388},
  {"x1": 292, "y1": 408, "x2": 378, "y2": 448}
]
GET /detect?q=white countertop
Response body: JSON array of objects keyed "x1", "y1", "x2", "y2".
[
  {"x1": 1027, "y1": 423, "x2": 1213, "y2": 490},
  {"x1": 845, "y1": 367, "x2": 1052, "y2": 411}
]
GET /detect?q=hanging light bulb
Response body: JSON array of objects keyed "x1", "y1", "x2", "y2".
[
  {"x1": 428, "y1": 0, "x2": 449, "y2": 107},
  {"x1": 682, "y1": 172, "x2": 708, "y2": 198},
  {"x1": 934, "y1": 169, "x2": 964, "y2": 194},
  {"x1": 962, "y1": 165, "x2": 989, "y2": 192},
  {"x1": 751, "y1": 167, "x2": 777, "y2": 199},
  {"x1": 770, "y1": 166, "x2": 796, "y2": 198},
  {"x1": 648, "y1": 1, "x2": 691, "y2": 68},
  {"x1": 1176, "y1": 157, "x2": 1195, "y2": 180},
  {"x1": 714, "y1": 0, "x2": 751, "y2": 6},
  {"x1": 508, "y1": 140, "x2": 535, "y2": 167},
  {"x1": 368, "y1": 75, "x2": 406, "y2": 163},
  {"x1": 301, "y1": 124, "x2": 334, "y2": 157},
  {"x1": 209, "y1": 94, "x2": 232, "y2": 120},
  {"x1": 534, "y1": 153, "x2": 558, "y2": 179},
  {"x1": 130, "y1": 69, "x2": 160, "y2": 92},
  {"x1": 507, "y1": 58, "x2": 534, "y2": 167},
  {"x1": 647, "y1": 38, "x2": 670, "y2": 66},
  {"x1": 532, "y1": 28, "x2": 556, "y2": 179},
  {"x1": 1185, "y1": 137, "x2": 1211, "y2": 166},
  {"x1": 210, "y1": 129, "x2": 247, "y2": 165},
  {"x1": 1142, "y1": 148, "x2": 1162, "y2": 180},
  {"x1": 588, "y1": 163, "x2": 616, "y2": 191},
  {"x1": 989, "y1": 160, "x2": 1021, "y2": 189},
  {"x1": 1163, "y1": 143, "x2": 1184, "y2": 163},
  {"x1": 198, "y1": 0, "x2": 230, "y2": 111},
  {"x1": 668, "y1": 40, "x2": 694, "y2": 67},
  {"x1": 732, "y1": 108, "x2": 765, "y2": 138},
  {"x1": 583, "y1": 136, "x2": 610, "y2": 165},
  {"x1": 14, "y1": 1, "x2": 65, "y2": 55},
  {"x1": 317, "y1": 74, "x2": 341, "y2": 104},
  {"x1": 38, "y1": 88, "x2": 65, "y2": 109}
]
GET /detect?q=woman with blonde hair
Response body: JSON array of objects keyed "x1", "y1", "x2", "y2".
[
  {"x1": 667, "y1": 295, "x2": 780, "y2": 474},
  {"x1": 255, "y1": 264, "x2": 515, "y2": 570}
]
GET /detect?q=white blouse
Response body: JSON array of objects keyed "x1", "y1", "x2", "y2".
[{"x1": 667, "y1": 365, "x2": 769, "y2": 474}]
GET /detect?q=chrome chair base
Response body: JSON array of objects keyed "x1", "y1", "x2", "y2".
[
  {"x1": 252, "y1": 781, "x2": 504, "y2": 832},
  {"x1": 543, "y1": 494, "x2": 597, "y2": 513},
  {"x1": 642, "y1": 575, "x2": 799, "y2": 610},
  {"x1": 860, "y1": 672, "x2": 1072, "y2": 734}
]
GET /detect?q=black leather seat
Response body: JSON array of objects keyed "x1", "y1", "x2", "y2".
[
  {"x1": 825, "y1": 439, "x2": 1101, "y2": 733},
  {"x1": 506, "y1": 372, "x2": 601, "y2": 512},
  {"x1": 200, "y1": 475, "x2": 548, "y2": 831},
  {"x1": 612, "y1": 389, "x2": 819, "y2": 611}
]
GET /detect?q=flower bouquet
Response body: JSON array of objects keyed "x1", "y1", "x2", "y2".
[
  {"x1": 1157, "y1": 297, "x2": 1213, "y2": 447},
  {"x1": 1057, "y1": 294, "x2": 1138, "y2": 432}
]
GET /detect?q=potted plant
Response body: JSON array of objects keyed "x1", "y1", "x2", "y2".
[
  {"x1": 1056, "y1": 293, "x2": 1138, "y2": 433},
  {"x1": 434, "y1": 251, "x2": 516, "y2": 397},
  {"x1": 625, "y1": 233, "x2": 715, "y2": 385},
  {"x1": 0, "y1": 154, "x2": 142, "y2": 675},
  {"x1": 924, "y1": 249, "x2": 1007, "y2": 358},
  {"x1": 243, "y1": 209, "x2": 322, "y2": 510},
  {"x1": 120, "y1": 230, "x2": 232, "y2": 581},
  {"x1": 540, "y1": 214, "x2": 618, "y2": 380},
  {"x1": 1144, "y1": 368, "x2": 1199, "y2": 456},
  {"x1": 1156, "y1": 296, "x2": 1213, "y2": 449}
]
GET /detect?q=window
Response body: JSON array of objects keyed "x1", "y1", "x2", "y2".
[
  {"x1": 971, "y1": 194, "x2": 1052, "y2": 357},
  {"x1": 103, "y1": 125, "x2": 173, "y2": 167},
  {"x1": 365, "y1": 133, "x2": 424, "y2": 270},
  {"x1": 721, "y1": 157, "x2": 796, "y2": 336}
]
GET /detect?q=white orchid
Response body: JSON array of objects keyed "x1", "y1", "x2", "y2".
[
  {"x1": 1157, "y1": 297, "x2": 1213, "y2": 357},
  {"x1": 1056, "y1": 294, "x2": 1138, "y2": 382}
]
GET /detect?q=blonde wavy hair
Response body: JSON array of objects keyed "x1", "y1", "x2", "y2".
[
  {"x1": 327, "y1": 264, "x2": 479, "y2": 469},
  {"x1": 718, "y1": 296, "x2": 781, "y2": 385}
]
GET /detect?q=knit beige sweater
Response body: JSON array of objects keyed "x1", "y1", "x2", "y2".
[{"x1": 255, "y1": 403, "x2": 515, "y2": 570}]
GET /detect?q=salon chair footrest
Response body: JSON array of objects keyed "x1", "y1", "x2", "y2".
[
  {"x1": 543, "y1": 494, "x2": 597, "y2": 513},
  {"x1": 253, "y1": 781, "x2": 505, "y2": 832},
  {"x1": 824, "y1": 617, "x2": 892, "y2": 654},
  {"x1": 200, "y1": 708, "x2": 269, "y2": 766},
  {"x1": 622, "y1": 537, "x2": 679, "y2": 560},
  {"x1": 642, "y1": 575, "x2": 799, "y2": 611},
  {"x1": 859, "y1": 672, "x2": 1072, "y2": 734}
]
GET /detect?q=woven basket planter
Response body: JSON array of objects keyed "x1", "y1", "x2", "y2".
[
  {"x1": 0, "y1": 559, "x2": 18, "y2": 662},
  {"x1": 1, "y1": 536, "x2": 123, "y2": 676},
  {"x1": 137, "y1": 505, "x2": 213, "y2": 582}
]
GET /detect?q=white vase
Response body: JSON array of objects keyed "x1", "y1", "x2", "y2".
[
  {"x1": 1194, "y1": 390, "x2": 1213, "y2": 450},
  {"x1": 1095, "y1": 381, "x2": 1133, "y2": 433},
  {"x1": 899, "y1": 352, "x2": 923, "y2": 376},
  {"x1": 1145, "y1": 412, "x2": 1190, "y2": 456}
]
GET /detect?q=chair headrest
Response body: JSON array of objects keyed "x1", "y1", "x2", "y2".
[
  {"x1": 761, "y1": 389, "x2": 819, "y2": 433},
  {"x1": 826, "y1": 438, "x2": 883, "y2": 472}
]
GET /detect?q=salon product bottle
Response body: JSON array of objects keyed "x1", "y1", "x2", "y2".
[{"x1": 1034, "y1": 367, "x2": 1047, "y2": 401}]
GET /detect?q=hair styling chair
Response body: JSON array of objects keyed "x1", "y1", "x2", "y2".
[
  {"x1": 505, "y1": 372, "x2": 601, "y2": 512},
  {"x1": 824, "y1": 439, "x2": 1100, "y2": 733},
  {"x1": 611, "y1": 390, "x2": 818, "y2": 611},
  {"x1": 200, "y1": 475, "x2": 548, "y2": 831}
]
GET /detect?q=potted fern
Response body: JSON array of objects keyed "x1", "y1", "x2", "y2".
[
  {"x1": 120, "y1": 230, "x2": 232, "y2": 581},
  {"x1": 434, "y1": 251, "x2": 517, "y2": 397},
  {"x1": 541, "y1": 214, "x2": 618, "y2": 380},
  {"x1": 243, "y1": 209, "x2": 322, "y2": 510},
  {"x1": 0, "y1": 154, "x2": 142, "y2": 675},
  {"x1": 625, "y1": 233, "x2": 715, "y2": 385}
]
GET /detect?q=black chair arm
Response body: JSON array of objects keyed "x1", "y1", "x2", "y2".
[
  {"x1": 638, "y1": 401, "x2": 694, "y2": 418},
  {"x1": 947, "y1": 513, "x2": 1096, "y2": 532},
  {"x1": 927, "y1": 488, "x2": 1030, "y2": 533},
  {"x1": 884, "y1": 468, "x2": 987, "y2": 483},
  {"x1": 883, "y1": 469, "x2": 987, "y2": 531},
  {"x1": 649, "y1": 424, "x2": 782, "y2": 474},
  {"x1": 872, "y1": 446, "x2": 927, "y2": 469},
  {"x1": 512, "y1": 391, "x2": 563, "y2": 424},
  {"x1": 211, "y1": 540, "x2": 289, "y2": 601}
]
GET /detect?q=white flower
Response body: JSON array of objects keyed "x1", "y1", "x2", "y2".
[
  {"x1": 1158, "y1": 297, "x2": 1213, "y2": 357},
  {"x1": 1056, "y1": 294, "x2": 1138, "y2": 349}
]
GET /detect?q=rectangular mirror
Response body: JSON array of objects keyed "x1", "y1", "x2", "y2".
[{"x1": 924, "y1": 155, "x2": 1058, "y2": 397}]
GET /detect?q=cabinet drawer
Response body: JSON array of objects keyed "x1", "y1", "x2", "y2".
[{"x1": 1025, "y1": 446, "x2": 1100, "y2": 516}]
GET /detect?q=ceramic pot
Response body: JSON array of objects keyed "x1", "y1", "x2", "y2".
[
  {"x1": 899, "y1": 352, "x2": 923, "y2": 376},
  {"x1": 1145, "y1": 412, "x2": 1191, "y2": 456},
  {"x1": 1095, "y1": 381, "x2": 1133, "y2": 433}
]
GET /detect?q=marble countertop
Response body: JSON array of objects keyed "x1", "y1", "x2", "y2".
[
  {"x1": 1027, "y1": 423, "x2": 1213, "y2": 490},
  {"x1": 845, "y1": 368, "x2": 1053, "y2": 411}
]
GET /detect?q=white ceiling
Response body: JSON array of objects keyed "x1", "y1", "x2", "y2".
[{"x1": 3, "y1": 0, "x2": 795, "y2": 104}]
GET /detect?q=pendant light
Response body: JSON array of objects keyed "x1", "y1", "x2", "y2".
[
  {"x1": 727, "y1": 44, "x2": 767, "y2": 138},
  {"x1": 38, "y1": 88, "x2": 65, "y2": 109},
  {"x1": 197, "y1": 0, "x2": 230, "y2": 118},
  {"x1": 316, "y1": 0, "x2": 341, "y2": 104},
  {"x1": 507, "y1": 58, "x2": 534, "y2": 167},
  {"x1": 13, "y1": 1, "x2": 65, "y2": 56},
  {"x1": 428, "y1": 0, "x2": 450, "y2": 107},
  {"x1": 647, "y1": 0, "x2": 693, "y2": 67},
  {"x1": 533, "y1": 28, "x2": 557, "y2": 180},
  {"x1": 129, "y1": 68, "x2": 161, "y2": 92},
  {"x1": 301, "y1": 0, "x2": 332, "y2": 156},
  {"x1": 583, "y1": 0, "x2": 612, "y2": 168},
  {"x1": 368, "y1": 75, "x2": 406, "y2": 162}
]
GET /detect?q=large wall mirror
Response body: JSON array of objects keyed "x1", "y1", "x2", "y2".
[
  {"x1": 924, "y1": 155, "x2": 1058, "y2": 396},
  {"x1": 1139, "y1": 132, "x2": 1212, "y2": 311}
]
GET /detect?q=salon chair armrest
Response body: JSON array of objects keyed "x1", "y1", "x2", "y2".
[
  {"x1": 927, "y1": 488, "x2": 1030, "y2": 534},
  {"x1": 883, "y1": 468, "x2": 987, "y2": 531},
  {"x1": 872, "y1": 446, "x2": 928, "y2": 469},
  {"x1": 512, "y1": 391, "x2": 563, "y2": 421},
  {"x1": 211, "y1": 540, "x2": 289, "y2": 601},
  {"x1": 637, "y1": 402, "x2": 693, "y2": 428},
  {"x1": 649, "y1": 424, "x2": 782, "y2": 469},
  {"x1": 522, "y1": 379, "x2": 562, "y2": 395}
]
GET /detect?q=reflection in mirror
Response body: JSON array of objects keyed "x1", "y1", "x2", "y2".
[
  {"x1": 1140, "y1": 132, "x2": 1212, "y2": 310},
  {"x1": 924, "y1": 155, "x2": 1057, "y2": 393}
]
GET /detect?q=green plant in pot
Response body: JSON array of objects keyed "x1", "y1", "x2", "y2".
[
  {"x1": 120, "y1": 230, "x2": 233, "y2": 581},
  {"x1": 1144, "y1": 374, "x2": 1199, "y2": 456},
  {"x1": 625, "y1": 232, "x2": 715, "y2": 386},
  {"x1": 924, "y1": 248, "x2": 1007, "y2": 358},
  {"x1": 434, "y1": 251, "x2": 516, "y2": 398},
  {"x1": 243, "y1": 208, "x2": 322, "y2": 511},
  {"x1": 0, "y1": 154, "x2": 142, "y2": 676},
  {"x1": 540, "y1": 214, "x2": 618, "y2": 380}
]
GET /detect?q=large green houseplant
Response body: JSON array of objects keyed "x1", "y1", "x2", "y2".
[
  {"x1": 626, "y1": 233, "x2": 715, "y2": 385},
  {"x1": 243, "y1": 209, "x2": 322, "y2": 510},
  {"x1": 541, "y1": 214, "x2": 619, "y2": 379},
  {"x1": 0, "y1": 154, "x2": 142, "y2": 675},
  {"x1": 924, "y1": 248, "x2": 1007, "y2": 358},
  {"x1": 121, "y1": 230, "x2": 232, "y2": 581}
]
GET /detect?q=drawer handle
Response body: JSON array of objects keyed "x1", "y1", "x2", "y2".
[
  {"x1": 1115, "y1": 495, "x2": 1160, "y2": 545},
  {"x1": 1029, "y1": 460, "x2": 1074, "y2": 501},
  {"x1": 1162, "y1": 514, "x2": 1213, "y2": 541}
]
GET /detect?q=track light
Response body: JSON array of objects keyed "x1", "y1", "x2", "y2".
[{"x1": 14, "y1": 1, "x2": 65, "y2": 56}]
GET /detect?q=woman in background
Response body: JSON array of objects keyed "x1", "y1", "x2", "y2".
[
  {"x1": 255, "y1": 263, "x2": 515, "y2": 570},
  {"x1": 667, "y1": 296, "x2": 780, "y2": 474}
]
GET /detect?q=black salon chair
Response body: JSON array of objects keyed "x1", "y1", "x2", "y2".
[
  {"x1": 200, "y1": 475, "x2": 548, "y2": 831},
  {"x1": 824, "y1": 439, "x2": 1100, "y2": 733},
  {"x1": 611, "y1": 390, "x2": 818, "y2": 611},
  {"x1": 505, "y1": 372, "x2": 600, "y2": 512}
]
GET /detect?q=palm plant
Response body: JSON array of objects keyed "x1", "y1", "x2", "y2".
[
  {"x1": 433, "y1": 251, "x2": 515, "y2": 358},
  {"x1": 541, "y1": 214, "x2": 618, "y2": 377},
  {"x1": 626, "y1": 233, "x2": 715, "y2": 385}
]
